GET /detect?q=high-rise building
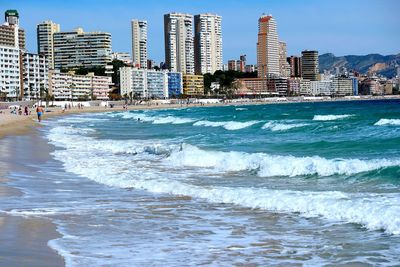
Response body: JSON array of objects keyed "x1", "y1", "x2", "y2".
[
  {"x1": 0, "y1": 10, "x2": 25, "y2": 99},
  {"x1": 301, "y1": 50, "x2": 319, "y2": 81},
  {"x1": 37, "y1": 20, "x2": 60, "y2": 69},
  {"x1": 131, "y1": 19, "x2": 147, "y2": 68},
  {"x1": 164, "y1": 13, "x2": 194, "y2": 74},
  {"x1": 194, "y1": 13, "x2": 223, "y2": 74},
  {"x1": 287, "y1": 56, "x2": 302, "y2": 78},
  {"x1": 0, "y1": 10, "x2": 25, "y2": 49},
  {"x1": 53, "y1": 28, "x2": 112, "y2": 69},
  {"x1": 279, "y1": 41, "x2": 290, "y2": 77},
  {"x1": 111, "y1": 52, "x2": 132, "y2": 65},
  {"x1": 22, "y1": 53, "x2": 49, "y2": 100},
  {"x1": 257, "y1": 15, "x2": 279, "y2": 78}
]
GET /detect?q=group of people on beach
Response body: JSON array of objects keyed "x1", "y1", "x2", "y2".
[{"x1": 10, "y1": 106, "x2": 30, "y2": 116}]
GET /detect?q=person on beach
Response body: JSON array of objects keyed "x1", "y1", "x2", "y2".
[
  {"x1": 24, "y1": 106, "x2": 28, "y2": 116},
  {"x1": 36, "y1": 106, "x2": 44, "y2": 122}
]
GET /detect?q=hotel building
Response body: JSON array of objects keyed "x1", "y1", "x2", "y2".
[
  {"x1": 37, "y1": 20, "x2": 60, "y2": 69},
  {"x1": 287, "y1": 56, "x2": 302, "y2": 78},
  {"x1": 194, "y1": 13, "x2": 223, "y2": 74},
  {"x1": 279, "y1": 41, "x2": 290, "y2": 77},
  {"x1": 257, "y1": 15, "x2": 280, "y2": 78},
  {"x1": 53, "y1": 28, "x2": 112, "y2": 69},
  {"x1": 164, "y1": 13, "x2": 194, "y2": 74},
  {"x1": 131, "y1": 19, "x2": 147, "y2": 68}
]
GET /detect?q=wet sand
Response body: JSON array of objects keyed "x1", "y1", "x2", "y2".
[{"x1": 0, "y1": 134, "x2": 65, "y2": 266}]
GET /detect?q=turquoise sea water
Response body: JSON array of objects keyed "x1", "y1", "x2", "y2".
[{"x1": 1, "y1": 100, "x2": 400, "y2": 266}]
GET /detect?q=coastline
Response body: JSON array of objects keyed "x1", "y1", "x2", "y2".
[{"x1": 1, "y1": 95, "x2": 399, "y2": 139}]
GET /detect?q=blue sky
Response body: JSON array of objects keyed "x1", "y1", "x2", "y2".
[{"x1": 2, "y1": 0, "x2": 399, "y2": 64}]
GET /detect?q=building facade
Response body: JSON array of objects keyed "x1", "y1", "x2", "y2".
[
  {"x1": 53, "y1": 28, "x2": 112, "y2": 69},
  {"x1": 183, "y1": 74, "x2": 204, "y2": 95},
  {"x1": 37, "y1": 20, "x2": 60, "y2": 69},
  {"x1": 22, "y1": 53, "x2": 49, "y2": 100},
  {"x1": 111, "y1": 52, "x2": 132, "y2": 65},
  {"x1": 279, "y1": 41, "x2": 290, "y2": 77},
  {"x1": 287, "y1": 56, "x2": 301, "y2": 78},
  {"x1": 0, "y1": 46, "x2": 21, "y2": 99},
  {"x1": 49, "y1": 70, "x2": 112, "y2": 100},
  {"x1": 301, "y1": 50, "x2": 319, "y2": 81},
  {"x1": 257, "y1": 15, "x2": 280, "y2": 78},
  {"x1": 131, "y1": 19, "x2": 147, "y2": 68},
  {"x1": 0, "y1": 10, "x2": 25, "y2": 100},
  {"x1": 164, "y1": 13, "x2": 194, "y2": 74},
  {"x1": 167, "y1": 72, "x2": 183, "y2": 97},
  {"x1": 194, "y1": 13, "x2": 223, "y2": 74},
  {"x1": 332, "y1": 77, "x2": 353, "y2": 96}
]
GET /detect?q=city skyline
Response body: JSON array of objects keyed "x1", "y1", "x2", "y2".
[{"x1": 2, "y1": 0, "x2": 399, "y2": 64}]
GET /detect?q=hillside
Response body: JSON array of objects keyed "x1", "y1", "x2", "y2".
[{"x1": 319, "y1": 53, "x2": 400, "y2": 78}]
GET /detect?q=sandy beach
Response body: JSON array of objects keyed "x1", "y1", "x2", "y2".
[{"x1": 0, "y1": 96, "x2": 400, "y2": 266}]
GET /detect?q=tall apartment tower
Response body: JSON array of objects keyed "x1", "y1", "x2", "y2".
[
  {"x1": 301, "y1": 50, "x2": 319, "y2": 81},
  {"x1": 37, "y1": 20, "x2": 60, "y2": 69},
  {"x1": 257, "y1": 15, "x2": 279, "y2": 78},
  {"x1": 279, "y1": 41, "x2": 290, "y2": 77},
  {"x1": 164, "y1": 13, "x2": 194, "y2": 74},
  {"x1": 0, "y1": 10, "x2": 25, "y2": 50},
  {"x1": 131, "y1": 19, "x2": 147, "y2": 68},
  {"x1": 194, "y1": 13, "x2": 223, "y2": 75},
  {"x1": 53, "y1": 27, "x2": 112, "y2": 69},
  {"x1": 0, "y1": 10, "x2": 25, "y2": 100}
]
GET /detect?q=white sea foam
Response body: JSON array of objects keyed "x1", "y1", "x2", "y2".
[
  {"x1": 193, "y1": 120, "x2": 262, "y2": 130},
  {"x1": 374, "y1": 119, "x2": 400, "y2": 126},
  {"x1": 262, "y1": 121, "x2": 309, "y2": 132},
  {"x1": 152, "y1": 116, "x2": 196, "y2": 124},
  {"x1": 313, "y1": 114, "x2": 353, "y2": 121},
  {"x1": 235, "y1": 107, "x2": 248, "y2": 111},
  {"x1": 45, "y1": 125, "x2": 400, "y2": 235},
  {"x1": 108, "y1": 112, "x2": 195, "y2": 125}
]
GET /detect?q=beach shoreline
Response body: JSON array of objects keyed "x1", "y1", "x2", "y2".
[
  {"x1": 1, "y1": 95, "x2": 400, "y2": 139},
  {"x1": 0, "y1": 133, "x2": 65, "y2": 266}
]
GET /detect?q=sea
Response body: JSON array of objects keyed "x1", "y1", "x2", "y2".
[{"x1": 1, "y1": 99, "x2": 400, "y2": 266}]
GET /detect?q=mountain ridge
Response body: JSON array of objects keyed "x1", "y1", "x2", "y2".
[{"x1": 318, "y1": 53, "x2": 400, "y2": 78}]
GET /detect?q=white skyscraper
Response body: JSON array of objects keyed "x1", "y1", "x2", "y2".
[
  {"x1": 131, "y1": 19, "x2": 147, "y2": 68},
  {"x1": 164, "y1": 13, "x2": 194, "y2": 74},
  {"x1": 194, "y1": 13, "x2": 223, "y2": 75},
  {"x1": 37, "y1": 20, "x2": 60, "y2": 69},
  {"x1": 257, "y1": 15, "x2": 280, "y2": 78}
]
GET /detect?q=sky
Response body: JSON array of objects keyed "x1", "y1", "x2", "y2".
[{"x1": 2, "y1": 0, "x2": 399, "y2": 65}]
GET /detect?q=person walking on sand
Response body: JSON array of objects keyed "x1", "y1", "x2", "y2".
[{"x1": 36, "y1": 106, "x2": 44, "y2": 122}]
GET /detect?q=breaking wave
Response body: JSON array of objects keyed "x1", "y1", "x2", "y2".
[
  {"x1": 374, "y1": 119, "x2": 400, "y2": 126},
  {"x1": 193, "y1": 120, "x2": 262, "y2": 130},
  {"x1": 313, "y1": 114, "x2": 354, "y2": 121},
  {"x1": 46, "y1": 125, "x2": 400, "y2": 235},
  {"x1": 262, "y1": 121, "x2": 309, "y2": 132}
]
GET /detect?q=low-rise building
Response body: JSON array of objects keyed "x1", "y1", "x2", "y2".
[
  {"x1": 183, "y1": 74, "x2": 204, "y2": 96},
  {"x1": 332, "y1": 77, "x2": 353, "y2": 96},
  {"x1": 300, "y1": 79, "x2": 311, "y2": 95},
  {"x1": 49, "y1": 70, "x2": 112, "y2": 100},
  {"x1": 288, "y1": 78, "x2": 301, "y2": 96},
  {"x1": 267, "y1": 78, "x2": 288, "y2": 96},
  {"x1": 22, "y1": 53, "x2": 48, "y2": 100},
  {"x1": 310, "y1": 80, "x2": 332, "y2": 96},
  {"x1": 119, "y1": 67, "x2": 172, "y2": 98},
  {"x1": 167, "y1": 72, "x2": 183, "y2": 97}
]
